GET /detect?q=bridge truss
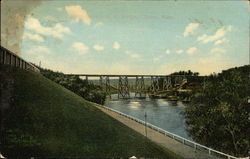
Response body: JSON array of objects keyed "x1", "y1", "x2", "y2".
[
  {"x1": 163, "y1": 76, "x2": 172, "y2": 90},
  {"x1": 135, "y1": 76, "x2": 146, "y2": 98},
  {"x1": 118, "y1": 76, "x2": 130, "y2": 98},
  {"x1": 66, "y1": 74, "x2": 205, "y2": 99},
  {"x1": 150, "y1": 76, "x2": 160, "y2": 93}
]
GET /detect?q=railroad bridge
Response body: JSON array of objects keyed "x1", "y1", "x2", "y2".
[{"x1": 66, "y1": 74, "x2": 205, "y2": 99}]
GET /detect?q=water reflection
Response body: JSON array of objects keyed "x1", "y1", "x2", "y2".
[
  {"x1": 128, "y1": 101, "x2": 141, "y2": 109},
  {"x1": 104, "y1": 93, "x2": 192, "y2": 140}
]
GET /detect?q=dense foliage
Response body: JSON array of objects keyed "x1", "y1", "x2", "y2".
[
  {"x1": 171, "y1": 70, "x2": 199, "y2": 76},
  {"x1": 41, "y1": 69, "x2": 106, "y2": 105},
  {"x1": 186, "y1": 65, "x2": 250, "y2": 157}
]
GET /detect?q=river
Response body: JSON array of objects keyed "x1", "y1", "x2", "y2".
[{"x1": 104, "y1": 93, "x2": 193, "y2": 140}]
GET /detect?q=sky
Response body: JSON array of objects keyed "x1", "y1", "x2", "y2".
[{"x1": 17, "y1": 0, "x2": 249, "y2": 75}]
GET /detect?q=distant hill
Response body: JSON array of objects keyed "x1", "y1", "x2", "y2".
[
  {"x1": 0, "y1": 66, "x2": 180, "y2": 158},
  {"x1": 220, "y1": 65, "x2": 250, "y2": 76}
]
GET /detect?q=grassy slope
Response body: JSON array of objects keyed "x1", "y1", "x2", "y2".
[{"x1": 1, "y1": 67, "x2": 181, "y2": 158}]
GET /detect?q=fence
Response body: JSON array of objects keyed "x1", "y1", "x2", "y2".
[
  {"x1": 0, "y1": 46, "x2": 40, "y2": 72},
  {"x1": 100, "y1": 105, "x2": 238, "y2": 159}
]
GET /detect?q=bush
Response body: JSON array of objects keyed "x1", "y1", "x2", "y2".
[
  {"x1": 185, "y1": 65, "x2": 250, "y2": 157},
  {"x1": 41, "y1": 69, "x2": 106, "y2": 105}
]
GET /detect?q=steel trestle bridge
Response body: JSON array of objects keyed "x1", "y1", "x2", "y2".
[{"x1": 66, "y1": 74, "x2": 206, "y2": 99}]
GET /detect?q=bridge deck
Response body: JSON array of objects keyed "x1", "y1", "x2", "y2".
[
  {"x1": 95, "y1": 105, "x2": 217, "y2": 159},
  {"x1": 66, "y1": 74, "x2": 206, "y2": 78}
]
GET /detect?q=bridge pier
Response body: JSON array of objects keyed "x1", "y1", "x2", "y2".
[
  {"x1": 135, "y1": 76, "x2": 146, "y2": 98},
  {"x1": 163, "y1": 76, "x2": 172, "y2": 90},
  {"x1": 98, "y1": 76, "x2": 112, "y2": 98},
  {"x1": 150, "y1": 76, "x2": 160, "y2": 93},
  {"x1": 118, "y1": 76, "x2": 130, "y2": 99},
  {"x1": 105, "y1": 76, "x2": 111, "y2": 98}
]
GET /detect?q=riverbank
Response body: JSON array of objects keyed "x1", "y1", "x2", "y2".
[
  {"x1": 0, "y1": 66, "x2": 179, "y2": 158},
  {"x1": 96, "y1": 105, "x2": 216, "y2": 159},
  {"x1": 105, "y1": 96, "x2": 191, "y2": 139}
]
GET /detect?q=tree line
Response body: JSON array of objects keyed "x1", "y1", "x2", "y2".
[
  {"x1": 185, "y1": 65, "x2": 250, "y2": 157},
  {"x1": 41, "y1": 69, "x2": 106, "y2": 105},
  {"x1": 170, "y1": 70, "x2": 199, "y2": 76}
]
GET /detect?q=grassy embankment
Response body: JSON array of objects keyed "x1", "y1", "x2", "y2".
[{"x1": 0, "y1": 66, "x2": 182, "y2": 158}]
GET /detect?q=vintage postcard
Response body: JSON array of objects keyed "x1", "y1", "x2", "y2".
[{"x1": 0, "y1": 0, "x2": 249, "y2": 158}]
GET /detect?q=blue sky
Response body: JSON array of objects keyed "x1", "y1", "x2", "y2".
[{"x1": 20, "y1": 1, "x2": 249, "y2": 75}]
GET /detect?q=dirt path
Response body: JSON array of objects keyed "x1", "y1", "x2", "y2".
[{"x1": 96, "y1": 105, "x2": 217, "y2": 159}]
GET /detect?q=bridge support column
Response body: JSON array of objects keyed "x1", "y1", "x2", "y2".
[
  {"x1": 99, "y1": 75, "x2": 105, "y2": 90},
  {"x1": 105, "y1": 76, "x2": 111, "y2": 99},
  {"x1": 118, "y1": 76, "x2": 130, "y2": 99},
  {"x1": 163, "y1": 76, "x2": 172, "y2": 90},
  {"x1": 135, "y1": 76, "x2": 145, "y2": 98},
  {"x1": 150, "y1": 76, "x2": 160, "y2": 93}
]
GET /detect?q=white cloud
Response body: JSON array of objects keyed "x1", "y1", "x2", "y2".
[
  {"x1": 186, "y1": 47, "x2": 197, "y2": 55},
  {"x1": 25, "y1": 16, "x2": 71, "y2": 39},
  {"x1": 176, "y1": 50, "x2": 184, "y2": 54},
  {"x1": 72, "y1": 42, "x2": 89, "y2": 54},
  {"x1": 26, "y1": 46, "x2": 51, "y2": 55},
  {"x1": 210, "y1": 48, "x2": 226, "y2": 53},
  {"x1": 93, "y1": 44, "x2": 104, "y2": 51},
  {"x1": 53, "y1": 24, "x2": 71, "y2": 38},
  {"x1": 113, "y1": 41, "x2": 120, "y2": 50},
  {"x1": 183, "y1": 23, "x2": 200, "y2": 37},
  {"x1": 65, "y1": 5, "x2": 91, "y2": 25},
  {"x1": 197, "y1": 34, "x2": 207, "y2": 41},
  {"x1": 23, "y1": 32, "x2": 44, "y2": 42},
  {"x1": 25, "y1": 16, "x2": 50, "y2": 33},
  {"x1": 165, "y1": 49, "x2": 171, "y2": 54},
  {"x1": 214, "y1": 38, "x2": 226, "y2": 46},
  {"x1": 197, "y1": 25, "x2": 232, "y2": 43},
  {"x1": 125, "y1": 51, "x2": 140, "y2": 59}
]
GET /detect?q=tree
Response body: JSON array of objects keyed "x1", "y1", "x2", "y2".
[
  {"x1": 185, "y1": 65, "x2": 250, "y2": 157},
  {"x1": 170, "y1": 70, "x2": 199, "y2": 76},
  {"x1": 40, "y1": 69, "x2": 106, "y2": 105}
]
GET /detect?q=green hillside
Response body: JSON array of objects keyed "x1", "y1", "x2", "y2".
[{"x1": 0, "y1": 66, "x2": 180, "y2": 158}]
